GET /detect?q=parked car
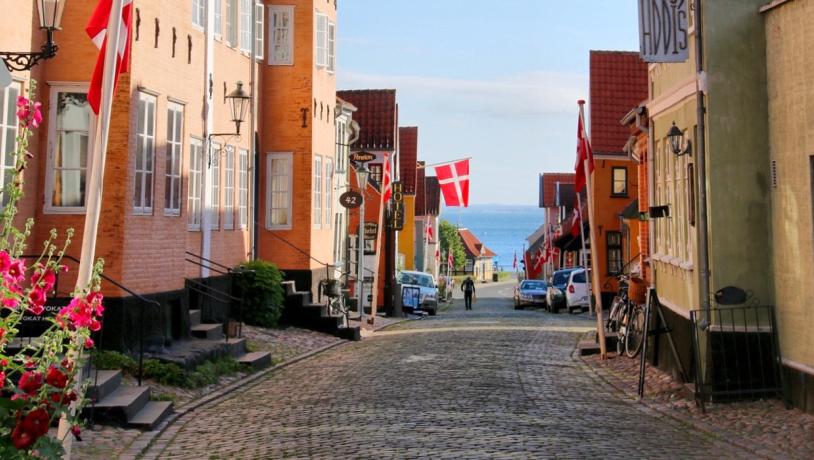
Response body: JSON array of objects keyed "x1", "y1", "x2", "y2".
[
  {"x1": 514, "y1": 279, "x2": 548, "y2": 309},
  {"x1": 547, "y1": 267, "x2": 581, "y2": 313},
  {"x1": 397, "y1": 270, "x2": 438, "y2": 315},
  {"x1": 565, "y1": 268, "x2": 590, "y2": 313}
]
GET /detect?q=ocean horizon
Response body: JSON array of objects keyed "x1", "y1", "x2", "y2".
[{"x1": 440, "y1": 204, "x2": 546, "y2": 271}]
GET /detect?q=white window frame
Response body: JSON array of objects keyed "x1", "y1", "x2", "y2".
[
  {"x1": 134, "y1": 91, "x2": 156, "y2": 215},
  {"x1": 324, "y1": 158, "x2": 332, "y2": 228},
  {"x1": 333, "y1": 212, "x2": 344, "y2": 264},
  {"x1": 214, "y1": 0, "x2": 223, "y2": 38},
  {"x1": 255, "y1": 1, "x2": 265, "y2": 59},
  {"x1": 224, "y1": 145, "x2": 235, "y2": 229},
  {"x1": 266, "y1": 152, "x2": 292, "y2": 230},
  {"x1": 0, "y1": 81, "x2": 22, "y2": 208},
  {"x1": 210, "y1": 142, "x2": 221, "y2": 229},
  {"x1": 165, "y1": 102, "x2": 184, "y2": 216},
  {"x1": 315, "y1": 12, "x2": 328, "y2": 68},
  {"x1": 239, "y1": 0, "x2": 252, "y2": 52},
  {"x1": 192, "y1": 0, "x2": 206, "y2": 29},
  {"x1": 45, "y1": 83, "x2": 95, "y2": 214},
  {"x1": 268, "y1": 5, "x2": 294, "y2": 65},
  {"x1": 327, "y1": 21, "x2": 336, "y2": 73},
  {"x1": 239, "y1": 148, "x2": 248, "y2": 229},
  {"x1": 226, "y1": 0, "x2": 237, "y2": 46},
  {"x1": 313, "y1": 155, "x2": 322, "y2": 227},
  {"x1": 188, "y1": 137, "x2": 204, "y2": 230}
]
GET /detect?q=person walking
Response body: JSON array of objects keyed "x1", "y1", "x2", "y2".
[{"x1": 462, "y1": 276, "x2": 476, "y2": 310}]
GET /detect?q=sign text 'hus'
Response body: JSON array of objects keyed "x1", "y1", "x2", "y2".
[{"x1": 638, "y1": 0, "x2": 690, "y2": 63}]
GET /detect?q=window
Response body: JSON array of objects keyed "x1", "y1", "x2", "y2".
[
  {"x1": 226, "y1": 0, "x2": 237, "y2": 45},
  {"x1": 224, "y1": 146, "x2": 235, "y2": 229},
  {"x1": 333, "y1": 212, "x2": 343, "y2": 263},
  {"x1": 313, "y1": 155, "x2": 322, "y2": 227},
  {"x1": 214, "y1": 0, "x2": 222, "y2": 37},
  {"x1": 165, "y1": 103, "x2": 184, "y2": 216},
  {"x1": 611, "y1": 167, "x2": 627, "y2": 196},
  {"x1": 134, "y1": 92, "x2": 156, "y2": 215},
  {"x1": 188, "y1": 138, "x2": 203, "y2": 229},
  {"x1": 192, "y1": 0, "x2": 205, "y2": 28},
  {"x1": 210, "y1": 143, "x2": 221, "y2": 229},
  {"x1": 255, "y1": 1, "x2": 264, "y2": 59},
  {"x1": 239, "y1": 148, "x2": 248, "y2": 228},
  {"x1": 268, "y1": 5, "x2": 293, "y2": 65},
  {"x1": 607, "y1": 231, "x2": 622, "y2": 275},
  {"x1": 315, "y1": 13, "x2": 328, "y2": 67},
  {"x1": 324, "y1": 158, "x2": 332, "y2": 227},
  {"x1": 327, "y1": 22, "x2": 335, "y2": 72},
  {"x1": 0, "y1": 82, "x2": 20, "y2": 207},
  {"x1": 266, "y1": 152, "x2": 291, "y2": 229},
  {"x1": 335, "y1": 120, "x2": 346, "y2": 172},
  {"x1": 47, "y1": 88, "x2": 93, "y2": 212},
  {"x1": 239, "y1": 0, "x2": 252, "y2": 52},
  {"x1": 369, "y1": 163, "x2": 382, "y2": 186}
]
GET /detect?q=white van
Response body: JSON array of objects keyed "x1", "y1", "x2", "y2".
[{"x1": 565, "y1": 269, "x2": 590, "y2": 313}]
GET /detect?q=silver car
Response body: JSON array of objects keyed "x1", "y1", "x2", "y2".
[{"x1": 398, "y1": 270, "x2": 438, "y2": 315}]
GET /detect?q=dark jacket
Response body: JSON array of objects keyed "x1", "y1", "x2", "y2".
[{"x1": 461, "y1": 279, "x2": 475, "y2": 293}]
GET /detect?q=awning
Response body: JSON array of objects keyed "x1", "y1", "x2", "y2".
[{"x1": 620, "y1": 199, "x2": 640, "y2": 220}]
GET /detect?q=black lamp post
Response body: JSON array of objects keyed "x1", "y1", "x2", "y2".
[
  {"x1": 1, "y1": 0, "x2": 67, "y2": 71},
  {"x1": 667, "y1": 122, "x2": 692, "y2": 156},
  {"x1": 226, "y1": 81, "x2": 250, "y2": 136}
]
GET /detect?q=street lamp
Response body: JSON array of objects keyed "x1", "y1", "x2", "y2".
[
  {"x1": 1, "y1": 0, "x2": 67, "y2": 71},
  {"x1": 356, "y1": 164, "x2": 370, "y2": 323},
  {"x1": 225, "y1": 81, "x2": 250, "y2": 136},
  {"x1": 668, "y1": 122, "x2": 692, "y2": 156}
]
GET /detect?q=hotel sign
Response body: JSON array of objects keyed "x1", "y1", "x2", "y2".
[
  {"x1": 350, "y1": 151, "x2": 376, "y2": 163},
  {"x1": 638, "y1": 0, "x2": 690, "y2": 63}
]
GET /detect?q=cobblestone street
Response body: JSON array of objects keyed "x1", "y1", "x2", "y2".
[{"x1": 140, "y1": 282, "x2": 753, "y2": 459}]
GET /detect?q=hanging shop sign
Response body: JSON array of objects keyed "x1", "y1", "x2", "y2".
[
  {"x1": 388, "y1": 182, "x2": 404, "y2": 230},
  {"x1": 339, "y1": 190, "x2": 363, "y2": 209},
  {"x1": 350, "y1": 151, "x2": 376, "y2": 164},
  {"x1": 638, "y1": 0, "x2": 690, "y2": 63}
]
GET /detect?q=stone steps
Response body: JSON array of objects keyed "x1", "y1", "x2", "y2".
[
  {"x1": 237, "y1": 351, "x2": 273, "y2": 370},
  {"x1": 190, "y1": 322, "x2": 224, "y2": 340}
]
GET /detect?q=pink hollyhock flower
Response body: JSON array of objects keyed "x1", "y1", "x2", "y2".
[
  {"x1": 31, "y1": 269, "x2": 56, "y2": 291},
  {"x1": 71, "y1": 424, "x2": 82, "y2": 441},
  {"x1": 21, "y1": 407, "x2": 50, "y2": 437},
  {"x1": 0, "y1": 251, "x2": 10, "y2": 274},
  {"x1": 0, "y1": 371, "x2": 5, "y2": 387},
  {"x1": 11, "y1": 425, "x2": 35, "y2": 450},
  {"x1": 45, "y1": 366, "x2": 68, "y2": 389},
  {"x1": 28, "y1": 288, "x2": 46, "y2": 309},
  {"x1": 16, "y1": 96, "x2": 42, "y2": 129},
  {"x1": 6, "y1": 258, "x2": 26, "y2": 283},
  {"x1": 27, "y1": 303, "x2": 44, "y2": 316},
  {"x1": 84, "y1": 337, "x2": 94, "y2": 349},
  {"x1": 18, "y1": 371, "x2": 43, "y2": 395}
]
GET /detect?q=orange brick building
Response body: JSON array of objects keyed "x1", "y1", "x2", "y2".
[
  {"x1": 588, "y1": 51, "x2": 647, "y2": 306},
  {"x1": 2, "y1": 0, "x2": 340, "y2": 350}
]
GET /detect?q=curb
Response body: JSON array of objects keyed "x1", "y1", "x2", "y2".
[
  {"x1": 127, "y1": 317, "x2": 410, "y2": 459},
  {"x1": 573, "y1": 333, "x2": 790, "y2": 460}
]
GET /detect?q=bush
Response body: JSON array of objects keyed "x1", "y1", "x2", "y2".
[
  {"x1": 141, "y1": 357, "x2": 243, "y2": 388},
  {"x1": 233, "y1": 260, "x2": 285, "y2": 328},
  {"x1": 92, "y1": 350, "x2": 138, "y2": 374}
]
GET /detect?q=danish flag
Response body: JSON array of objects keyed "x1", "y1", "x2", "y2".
[
  {"x1": 512, "y1": 252, "x2": 518, "y2": 270},
  {"x1": 574, "y1": 102, "x2": 595, "y2": 194},
  {"x1": 447, "y1": 250, "x2": 454, "y2": 268},
  {"x1": 382, "y1": 155, "x2": 392, "y2": 202},
  {"x1": 426, "y1": 221, "x2": 434, "y2": 242},
  {"x1": 570, "y1": 204, "x2": 581, "y2": 237},
  {"x1": 533, "y1": 247, "x2": 545, "y2": 273},
  {"x1": 434, "y1": 159, "x2": 470, "y2": 207},
  {"x1": 87, "y1": 0, "x2": 134, "y2": 115},
  {"x1": 435, "y1": 247, "x2": 440, "y2": 262}
]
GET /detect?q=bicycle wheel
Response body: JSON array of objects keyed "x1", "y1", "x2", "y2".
[
  {"x1": 624, "y1": 306, "x2": 646, "y2": 358},
  {"x1": 606, "y1": 296, "x2": 624, "y2": 332}
]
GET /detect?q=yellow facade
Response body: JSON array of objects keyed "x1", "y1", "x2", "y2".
[{"x1": 398, "y1": 195, "x2": 417, "y2": 270}]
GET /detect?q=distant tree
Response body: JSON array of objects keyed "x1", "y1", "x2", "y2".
[{"x1": 439, "y1": 220, "x2": 467, "y2": 271}]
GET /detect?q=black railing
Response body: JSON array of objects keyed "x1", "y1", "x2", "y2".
[
  {"x1": 690, "y1": 303, "x2": 788, "y2": 412},
  {"x1": 185, "y1": 252, "x2": 245, "y2": 341}
]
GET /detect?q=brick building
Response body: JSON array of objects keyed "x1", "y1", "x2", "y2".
[{"x1": 397, "y1": 126, "x2": 418, "y2": 271}]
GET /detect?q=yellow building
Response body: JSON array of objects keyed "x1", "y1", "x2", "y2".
[{"x1": 397, "y1": 127, "x2": 419, "y2": 271}]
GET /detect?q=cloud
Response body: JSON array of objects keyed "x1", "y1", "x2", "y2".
[{"x1": 338, "y1": 70, "x2": 588, "y2": 119}]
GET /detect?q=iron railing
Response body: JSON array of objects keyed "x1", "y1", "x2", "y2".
[
  {"x1": 690, "y1": 303, "x2": 788, "y2": 412},
  {"x1": 185, "y1": 252, "x2": 245, "y2": 341}
]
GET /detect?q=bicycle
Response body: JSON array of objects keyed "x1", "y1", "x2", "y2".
[
  {"x1": 606, "y1": 274, "x2": 645, "y2": 358},
  {"x1": 318, "y1": 273, "x2": 352, "y2": 327}
]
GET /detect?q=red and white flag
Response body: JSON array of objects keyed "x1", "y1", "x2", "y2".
[
  {"x1": 533, "y1": 246, "x2": 545, "y2": 273},
  {"x1": 447, "y1": 250, "x2": 454, "y2": 268},
  {"x1": 435, "y1": 159, "x2": 470, "y2": 207},
  {"x1": 512, "y1": 251, "x2": 518, "y2": 270},
  {"x1": 574, "y1": 102, "x2": 595, "y2": 193},
  {"x1": 382, "y1": 155, "x2": 392, "y2": 202},
  {"x1": 87, "y1": 0, "x2": 134, "y2": 115},
  {"x1": 426, "y1": 220, "x2": 434, "y2": 242},
  {"x1": 570, "y1": 204, "x2": 581, "y2": 237},
  {"x1": 434, "y1": 247, "x2": 440, "y2": 262}
]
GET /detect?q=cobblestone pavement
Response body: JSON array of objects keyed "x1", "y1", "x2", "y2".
[{"x1": 141, "y1": 282, "x2": 755, "y2": 459}]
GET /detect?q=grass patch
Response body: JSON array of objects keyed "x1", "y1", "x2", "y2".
[{"x1": 92, "y1": 351, "x2": 245, "y2": 389}]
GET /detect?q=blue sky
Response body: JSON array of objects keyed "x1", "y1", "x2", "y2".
[{"x1": 337, "y1": 1, "x2": 640, "y2": 205}]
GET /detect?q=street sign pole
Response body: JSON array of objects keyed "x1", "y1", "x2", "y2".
[{"x1": 358, "y1": 191, "x2": 365, "y2": 324}]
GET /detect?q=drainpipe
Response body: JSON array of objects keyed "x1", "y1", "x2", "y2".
[
  {"x1": 201, "y1": 0, "x2": 216, "y2": 277},
  {"x1": 250, "y1": 0, "x2": 258, "y2": 260},
  {"x1": 648, "y1": 119, "x2": 656, "y2": 290},
  {"x1": 694, "y1": 0, "x2": 711, "y2": 316}
]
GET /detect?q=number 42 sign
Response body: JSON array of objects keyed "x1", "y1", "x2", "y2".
[{"x1": 339, "y1": 190, "x2": 363, "y2": 209}]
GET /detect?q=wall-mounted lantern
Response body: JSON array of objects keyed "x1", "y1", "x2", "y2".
[
  {"x1": 1, "y1": 0, "x2": 67, "y2": 71},
  {"x1": 667, "y1": 122, "x2": 692, "y2": 156}
]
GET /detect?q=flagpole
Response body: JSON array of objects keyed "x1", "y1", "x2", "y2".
[
  {"x1": 576, "y1": 193, "x2": 590, "y2": 317},
  {"x1": 62, "y1": 1, "x2": 126, "y2": 453},
  {"x1": 579, "y1": 100, "x2": 607, "y2": 359},
  {"x1": 416, "y1": 157, "x2": 472, "y2": 170}
]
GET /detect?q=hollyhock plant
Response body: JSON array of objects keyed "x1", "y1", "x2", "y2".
[{"x1": 0, "y1": 81, "x2": 104, "y2": 458}]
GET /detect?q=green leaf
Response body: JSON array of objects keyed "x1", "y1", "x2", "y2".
[{"x1": 31, "y1": 435, "x2": 66, "y2": 460}]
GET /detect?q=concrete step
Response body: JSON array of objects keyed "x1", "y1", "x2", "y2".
[
  {"x1": 237, "y1": 351, "x2": 273, "y2": 370},
  {"x1": 189, "y1": 309, "x2": 202, "y2": 327},
  {"x1": 337, "y1": 326, "x2": 361, "y2": 341},
  {"x1": 224, "y1": 337, "x2": 248, "y2": 357},
  {"x1": 578, "y1": 341, "x2": 601, "y2": 356},
  {"x1": 127, "y1": 401, "x2": 173, "y2": 430},
  {"x1": 191, "y1": 323, "x2": 224, "y2": 340},
  {"x1": 88, "y1": 369, "x2": 123, "y2": 403},
  {"x1": 92, "y1": 386, "x2": 151, "y2": 423}
]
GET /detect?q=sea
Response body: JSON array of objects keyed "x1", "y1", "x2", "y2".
[{"x1": 441, "y1": 204, "x2": 546, "y2": 271}]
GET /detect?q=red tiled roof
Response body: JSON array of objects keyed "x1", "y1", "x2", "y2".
[
  {"x1": 416, "y1": 161, "x2": 427, "y2": 215},
  {"x1": 540, "y1": 173, "x2": 575, "y2": 208},
  {"x1": 398, "y1": 127, "x2": 418, "y2": 194},
  {"x1": 425, "y1": 177, "x2": 440, "y2": 216},
  {"x1": 336, "y1": 89, "x2": 397, "y2": 150},
  {"x1": 589, "y1": 51, "x2": 648, "y2": 155},
  {"x1": 458, "y1": 228, "x2": 497, "y2": 259}
]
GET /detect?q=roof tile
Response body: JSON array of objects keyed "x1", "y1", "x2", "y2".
[
  {"x1": 398, "y1": 127, "x2": 418, "y2": 194},
  {"x1": 336, "y1": 89, "x2": 398, "y2": 150}
]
